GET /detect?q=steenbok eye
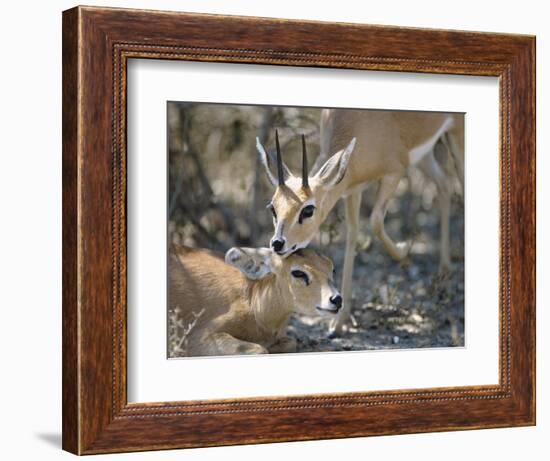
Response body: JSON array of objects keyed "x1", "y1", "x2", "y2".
[
  {"x1": 291, "y1": 270, "x2": 310, "y2": 285},
  {"x1": 298, "y1": 204, "x2": 315, "y2": 224}
]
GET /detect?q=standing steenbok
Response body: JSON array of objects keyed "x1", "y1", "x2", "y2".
[
  {"x1": 169, "y1": 244, "x2": 342, "y2": 356},
  {"x1": 256, "y1": 110, "x2": 464, "y2": 333}
]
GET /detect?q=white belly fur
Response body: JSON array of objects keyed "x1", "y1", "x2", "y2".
[{"x1": 408, "y1": 116, "x2": 454, "y2": 166}]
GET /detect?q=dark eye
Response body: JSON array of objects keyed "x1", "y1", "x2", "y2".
[
  {"x1": 267, "y1": 203, "x2": 277, "y2": 220},
  {"x1": 298, "y1": 204, "x2": 315, "y2": 224},
  {"x1": 291, "y1": 270, "x2": 310, "y2": 285}
]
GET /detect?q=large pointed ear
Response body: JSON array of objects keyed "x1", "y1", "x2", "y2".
[
  {"x1": 225, "y1": 247, "x2": 273, "y2": 280},
  {"x1": 255, "y1": 137, "x2": 292, "y2": 187},
  {"x1": 314, "y1": 137, "x2": 356, "y2": 187}
]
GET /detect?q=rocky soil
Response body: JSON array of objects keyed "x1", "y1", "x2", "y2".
[{"x1": 286, "y1": 181, "x2": 465, "y2": 353}]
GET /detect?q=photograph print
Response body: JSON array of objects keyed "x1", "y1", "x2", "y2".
[{"x1": 167, "y1": 102, "x2": 465, "y2": 358}]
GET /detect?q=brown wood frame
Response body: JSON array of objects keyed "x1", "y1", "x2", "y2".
[{"x1": 62, "y1": 5, "x2": 536, "y2": 455}]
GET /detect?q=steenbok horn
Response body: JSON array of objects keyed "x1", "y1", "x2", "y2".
[
  {"x1": 275, "y1": 129, "x2": 285, "y2": 186},
  {"x1": 302, "y1": 134, "x2": 309, "y2": 189}
]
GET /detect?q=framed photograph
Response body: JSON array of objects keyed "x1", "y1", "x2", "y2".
[{"x1": 62, "y1": 5, "x2": 535, "y2": 455}]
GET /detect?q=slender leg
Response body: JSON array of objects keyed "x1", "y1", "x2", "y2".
[
  {"x1": 445, "y1": 132, "x2": 465, "y2": 196},
  {"x1": 194, "y1": 332, "x2": 268, "y2": 356},
  {"x1": 370, "y1": 173, "x2": 409, "y2": 261},
  {"x1": 418, "y1": 152, "x2": 452, "y2": 272},
  {"x1": 330, "y1": 191, "x2": 362, "y2": 335}
]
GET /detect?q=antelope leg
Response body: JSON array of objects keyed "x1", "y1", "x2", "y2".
[
  {"x1": 445, "y1": 131, "x2": 465, "y2": 196},
  {"x1": 418, "y1": 151, "x2": 452, "y2": 272},
  {"x1": 330, "y1": 190, "x2": 362, "y2": 335},
  {"x1": 198, "y1": 332, "x2": 268, "y2": 356},
  {"x1": 370, "y1": 173, "x2": 409, "y2": 261}
]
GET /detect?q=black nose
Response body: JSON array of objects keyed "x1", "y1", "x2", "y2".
[
  {"x1": 330, "y1": 294, "x2": 342, "y2": 309},
  {"x1": 271, "y1": 239, "x2": 285, "y2": 252}
]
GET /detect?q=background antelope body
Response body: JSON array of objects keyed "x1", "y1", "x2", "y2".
[
  {"x1": 168, "y1": 101, "x2": 465, "y2": 357},
  {"x1": 257, "y1": 109, "x2": 464, "y2": 332}
]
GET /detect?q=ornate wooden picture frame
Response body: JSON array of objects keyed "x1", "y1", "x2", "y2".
[{"x1": 62, "y1": 5, "x2": 535, "y2": 455}]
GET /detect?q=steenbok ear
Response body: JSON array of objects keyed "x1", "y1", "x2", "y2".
[
  {"x1": 314, "y1": 137, "x2": 356, "y2": 187},
  {"x1": 225, "y1": 247, "x2": 273, "y2": 280},
  {"x1": 255, "y1": 136, "x2": 292, "y2": 187}
]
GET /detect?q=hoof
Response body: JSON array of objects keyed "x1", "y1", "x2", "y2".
[
  {"x1": 328, "y1": 321, "x2": 348, "y2": 338},
  {"x1": 327, "y1": 330, "x2": 339, "y2": 340},
  {"x1": 394, "y1": 241, "x2": 411, "y2": 261}
]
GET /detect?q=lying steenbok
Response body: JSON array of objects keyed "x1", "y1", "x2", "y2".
[
  {"x1": 169, "y1": 244, "x2": 342, "y2": 356},
  {"x1": 256, "y1": 110, "x2": 464, "y2": 333}
]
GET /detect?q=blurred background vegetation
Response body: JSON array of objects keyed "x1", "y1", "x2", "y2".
[
  {"x1": 168, "y1": 102, "x2": 323, "y2": 250},
  {"x1": 168, "y1": 102, "x2": 465, "y2": 355}
]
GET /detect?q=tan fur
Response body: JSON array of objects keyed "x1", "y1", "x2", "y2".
[
  {"x1": 169, "y1": 244, "x2": 340, "y2": 356},
  {"x1": 258, "y1": 109, "x2": 464, "y2": 333}
]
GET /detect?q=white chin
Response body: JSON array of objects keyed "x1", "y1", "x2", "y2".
[
  {"x1": 297, "y1": 240, "x2": 310, "y2": 250},
  {"x1": 277, "y1": 241, "x2": 309, "y2": 257},
  {"x1": 315, "y1": 306, "x2": 339, "y2": 315}
]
